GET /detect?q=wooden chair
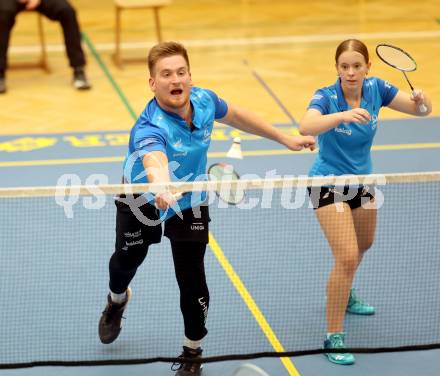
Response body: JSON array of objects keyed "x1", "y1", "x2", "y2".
[
  {"x1": 10, "y1": 11, "x2": 50, "y2": 72},
  {"x1": 113, "y1": 0, "x2": 171, "y2": 68}
]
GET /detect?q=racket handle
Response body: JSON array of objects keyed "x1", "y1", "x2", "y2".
[
  {"x1": 412, "y1": 90, "x2": 428, "y2": 113},
  {"x1": 154, "y1": 192, "x2": 184, "y2": 209},
  {"x1": 172, "y1": 192, "x2": 184, "y2": 200},
  {"x1": 418, "y1": 103, "x2": 428, "y2": 113}
]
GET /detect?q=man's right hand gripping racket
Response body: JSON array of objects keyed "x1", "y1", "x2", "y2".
[{"x1": 156, "y1": 163, "x2": 245, "y2": 208}]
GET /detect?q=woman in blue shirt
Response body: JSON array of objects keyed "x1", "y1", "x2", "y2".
[{"x1": 299, "y1": 39, "x2": 432, "y2": 365}]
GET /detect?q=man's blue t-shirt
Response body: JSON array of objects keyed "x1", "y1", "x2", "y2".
[
  {"x1": 122, "y1": 87, "x2": 228, "y2": 218},
  {"x1": 307, "y1": 77, "x2": 398, "y2": 176}
]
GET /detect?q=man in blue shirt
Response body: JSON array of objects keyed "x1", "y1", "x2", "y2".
[{"x1": 98, "y1": 41, "x2": 315, "y2": 375}]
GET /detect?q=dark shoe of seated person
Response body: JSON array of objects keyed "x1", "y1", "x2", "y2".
[
  {"x1": 0, "y1": 75, "x2": 6, "y2": 94},
  {"x1": 73, "y1": 67, "x2": 91, "y2": 90}
]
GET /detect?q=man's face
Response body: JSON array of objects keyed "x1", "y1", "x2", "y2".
[{"x1": 149, "y1": 55, "x2": 192, "y2": 111}]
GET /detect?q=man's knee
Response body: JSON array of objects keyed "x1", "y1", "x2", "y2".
[{"x1": 109, "y1": 246, "x2": 149, "y2": 273}]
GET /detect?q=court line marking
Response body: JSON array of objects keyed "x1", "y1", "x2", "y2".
[
  {"x1": 243, "y1": 60, "x2": 298, "y2": 126},
  {"x1": 80, "y1": 32, "x2": 300, "y2": 375},
  {"x1": 0, "y1": 157, "x2": 124, "y2": 167},
  {"x1": 4, "y1": 27, "x2": 437, "y2": 372},
  {"x1": 9, "y1": 30, "x2": 440, "y2": 54},
  {"x1": 208, "y1": 233, "x2": 300, "y2": 376},
  {"x1": 2, "y1": 143, "x2": 440, "y2": 167},
  {"x1": 81, "y1": 33, "x2": 137, "y2": 120}
]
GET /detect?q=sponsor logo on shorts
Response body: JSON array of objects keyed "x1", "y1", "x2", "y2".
[
  {"x1": 191, "y1": 222, "x2": 205, "y2": 231},
  {"x1": 124, "y1": 230, "x2": 141, "y2": 238},
  {"x1": 125, "y1": 239, "x2": 143, "y2": 247}
]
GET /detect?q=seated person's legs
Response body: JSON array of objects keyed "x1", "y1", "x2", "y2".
[
  {"x1": 38, "y1": 0, "x2": 91, "y2": 89},
  {"x1": 0, "y1": 0, "x2": 23, "y2": 93}
]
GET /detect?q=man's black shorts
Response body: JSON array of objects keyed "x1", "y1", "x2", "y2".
[
  {"x1": 115, "y1": 195, "x2": 210, "y2": 250},
  {"x1": 307, "y1": 185, "x2": 375, "y2": 210}
]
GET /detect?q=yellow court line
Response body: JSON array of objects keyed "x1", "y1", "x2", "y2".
[
  {"x1": 1, "y1": 142, "x2": 440, "y2": 167},
  {"x1": 0, "y1": 156, "x2": 125, "y2": 167},
  {"x1": 208, "y1": 233, "x2": 300, "y2": 376},
  {"x1": 371, "y1": 143, "x2": 440, "y2": 151}
]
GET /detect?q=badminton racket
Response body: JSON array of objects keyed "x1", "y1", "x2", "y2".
[
  {"x1": 376, "y1": 44, "x2": 427, "y2": 113},
  {"x1": 208, "y1": 163, "x2": 245, "y2": 205}
]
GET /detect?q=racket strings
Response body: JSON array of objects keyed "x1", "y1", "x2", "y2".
[
  {"x1": 376, "y1": 45, "x2": 416, "y2": 71},
  {"x1": 208, "y1": 163, "x2": 246, "y2": 205}
]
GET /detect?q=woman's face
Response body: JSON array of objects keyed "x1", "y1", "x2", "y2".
[{"x1": 336, "y1": 50, "x2": 371, "y2": 89}]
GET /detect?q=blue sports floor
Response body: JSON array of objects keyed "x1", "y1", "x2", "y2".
[
  {"x1": 1, "y1": 25, "x2": 440, "y2": 375},
  {"x1": 1, "y1": 115, "x2": 440, "y2": 376}
]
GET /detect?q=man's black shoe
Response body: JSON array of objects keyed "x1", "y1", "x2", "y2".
[
  {"x1": 98, "y1": 288, "x2": 131, "y2": 344},
  {"x1": 172, "y1": 346, "x2": 203, "y2": 375}
]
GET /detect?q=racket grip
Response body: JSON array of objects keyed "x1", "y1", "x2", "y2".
[
  {"x1": 154, "y1": 192, "x2": 184, "y2": 209},
  {"x1": 418, "y1": 103, "x2": 428, "y2": 113},
  {"x1": 172, "y1": 192, "x2": 184, "y2": 200},
  {"x1": 412, "y1": 90, "x2": 428, "y2": 113}
]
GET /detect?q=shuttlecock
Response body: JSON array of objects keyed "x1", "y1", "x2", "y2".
[{"x1": 226, "y1": 137, "x2": 243, "y2": 159}]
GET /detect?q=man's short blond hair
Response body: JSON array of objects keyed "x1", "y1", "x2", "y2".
[{"x1": 147, "y1": 41, "x2": 190, "y2": 76}]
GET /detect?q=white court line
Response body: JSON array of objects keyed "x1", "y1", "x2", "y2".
[{"x1": 9, "y1": 30, "x2": 440, "y2": 55}]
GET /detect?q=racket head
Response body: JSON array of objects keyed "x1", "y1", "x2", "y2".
[
  {"x1": 207, "y1": 163, "x2": 245, "y2": 205},
  {"x1": 233, "y1": 363, "x2": 270, "y2": 376},
  {"x1": 375, "y1": 44, "x2": 417, "y2": 72}
]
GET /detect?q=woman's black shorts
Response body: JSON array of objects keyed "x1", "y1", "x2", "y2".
[{"x1": 307, "y1": 185, "x2": 375, "y2": 210}]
